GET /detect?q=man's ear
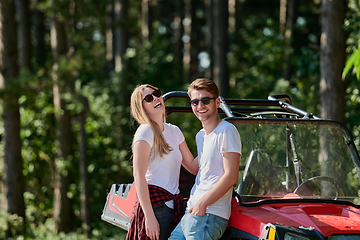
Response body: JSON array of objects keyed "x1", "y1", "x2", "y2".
[{"x1": 216, "y1": 97, "x2": 221, "y2": 107}]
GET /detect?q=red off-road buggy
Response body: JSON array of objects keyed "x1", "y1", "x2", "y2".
[{"x1": 102, "y1": 91, "x2": 360, "y2": 239}]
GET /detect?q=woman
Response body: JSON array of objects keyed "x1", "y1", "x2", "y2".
[{"x1": 126, "y1": 84, "x2": 198, "y2": 240}]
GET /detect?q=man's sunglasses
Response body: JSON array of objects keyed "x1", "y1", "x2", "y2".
[
  {"x1": 189, "y1": 97, "x2": 217, "y2": 106},
  {"x1": 143, "y1": 89, "x2": 162, "y2": 102}
]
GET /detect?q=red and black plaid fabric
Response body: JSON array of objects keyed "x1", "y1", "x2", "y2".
[{"x1": 125, "y1": 185, "x2": 183, "y2": 240}]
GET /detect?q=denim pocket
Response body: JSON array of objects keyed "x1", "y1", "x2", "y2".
[
  {"x1": 153, "y1": 203, "x2": 175, "y2": 240},
  {"x1": 205, "y1": 215, "x2": 228, "y2": 240},
  {"x1": 182, "y1": 213, "x2": 228, "y2": 240}
]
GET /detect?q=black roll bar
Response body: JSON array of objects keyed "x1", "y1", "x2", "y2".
[{"x1": 162, "y1": 91, "x2": 321, "y2": 119}]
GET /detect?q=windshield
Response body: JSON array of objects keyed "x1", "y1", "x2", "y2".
[{"x1": 231, "y1": 118, "x2": 360, "y2": 205}]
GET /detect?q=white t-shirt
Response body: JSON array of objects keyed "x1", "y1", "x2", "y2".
[
  {"x1": 187, "y1": 120, "x2": 242, "y2": 220},
  {"x1": 133, "y1": 123, "x2": 185, "y2": 195}
]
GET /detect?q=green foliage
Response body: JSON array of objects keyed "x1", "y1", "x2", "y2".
[
  {"x1": 2, "y1": 0, "x2": 360, "y2": 238},
  {"x1": 228, "y1": 0, "x2": 321, "y2": 115},
  {"x1": 343, "y1": 49, "x2": 360, "y2": 79},
  {"x1": 343, "y1": 4, "x2": 360, "y2": 81},
  {"x1": 126, "y1": 39, "x2": 185, "y2": 92},
  {"x1": 343, "y1": 0, "x2": 360, "y2": 151},
  {"x1": 229, "y1": 17, "x2": 283, "y2": 98},
  {"x1": 25, "y1": 217, "x2": 127, "y2": 239},
  {"x1": 0, "y1": 210, "x2": 25, "y2": 239},
  {"x1": 0, "y1": 196, "x2": 126, "y2": 239}
]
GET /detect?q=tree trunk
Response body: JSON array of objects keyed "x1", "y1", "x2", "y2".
[
  {"x1": 141, "y1": 0, "x2": 152, "y2": 42},
  {"x1": 0, "y1": 0, "x2": 26, "y2": 235},
  {"x1": 228, "y1": 0, "x2": 235, "y2": 36},
  {"x1": 183, "y1": 0, "x2": 191, "y2": 79},
  {"x1": 213, "y1": 0, "x2": 229, "y2": 96},
  {"x1": 319, "y1": 0, "x2": 347, "y2": 123},
  {"x1": 280, "y1": 0, "x2": 297, "y2": 81},
  {"x1": 205, "y1": 0, "x2": 213, "y2": 79},
  {"x1": 52, "y1": 80, "x2": 75, "y2": 233},
  {"x1": 114, "y1": 0, "x2": 128, "y2": 73},
  {"x1": 174, "y1": 0, "x2": 185, "y2": 83},
  {"x1": 234, "y1": 0, "x2": 242, "y2": 40},
  {"x1": 319, "y1": 0, "x2": 347, "y2": 181},
  {"x1": 189, "y1": 0, "x2": 200, "y2": 82},
  {"x1": 113, "y1": 0, "x2": 131, "y2": 103},
  {"x1": 15, "y1": 0, "x2": 31, "y2": 70},
  {"x1": 50, "y1": 0, "x2": 75, "y2": 233},
  {"x1": 78, "y1": 96, "x2": 90, "y2": 233},
  {"x1": 106, "y1": 2, "x2": 114, "y2": 76},
  {"x1": 34, "y1": 0, "x2": 46, "y2": 68}
]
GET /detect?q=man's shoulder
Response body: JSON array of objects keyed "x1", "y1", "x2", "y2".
[
  {"x1": 218, "y1": 120, "x2": 236, "y2": 130},
  {"x1": 218, "y1": 121, "x2": 240, "y2": 139},
  {"x1": 195, "y1": 128, "x2": 205, "y2": 137},
  {"x1": 196, "y1": 127, "x2": 205, "y2": 134}
]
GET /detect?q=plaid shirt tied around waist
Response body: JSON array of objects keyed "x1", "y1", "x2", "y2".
[{"x1": 126, "y1": 185, "x2": 183, "y2": 240}]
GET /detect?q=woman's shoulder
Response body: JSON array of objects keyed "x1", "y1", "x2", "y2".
[
  {"x1": 135, "y1": 124, "x2": 152, "y2": 135},
  {"x1": 164, "y1": 122, "x2": 179, "y2": 129},
  {"x1": 164, "y1": 122, "x2": 182, "y2": 132},
  {"x1": 137, "y1": 123, "x2": 150, "y2": 130},
  {"x1": 134, "y1": 124, "x2": 154, "y2": 144}
]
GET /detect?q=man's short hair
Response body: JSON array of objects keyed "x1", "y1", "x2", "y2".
[{"x1": 188, "y1": 78, "x2": 219, "y2": 98}]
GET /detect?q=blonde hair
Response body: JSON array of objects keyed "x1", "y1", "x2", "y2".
[{"x1": 130, "y1": 84, "x2": 172, "y2": 159}]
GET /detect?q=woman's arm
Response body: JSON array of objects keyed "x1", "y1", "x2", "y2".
[
  {"x1": 133, "y1": 140, "x2": 159, "y2": 240},
  {"x1": 179, "y1": 140, "x2": 199, "y2": 175}
]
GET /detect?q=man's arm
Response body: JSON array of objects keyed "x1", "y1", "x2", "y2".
[{"x1": 188, "y1": 152, "x2": 241, "y2": 216}]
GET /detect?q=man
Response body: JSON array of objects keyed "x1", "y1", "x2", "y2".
[{"x1": 169, "y1": 78, "x2": 242, "y2": 240}]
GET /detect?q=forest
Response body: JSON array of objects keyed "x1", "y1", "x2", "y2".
[{"x1": 1, "y1": 0, "x2": 360, "y2": 239}]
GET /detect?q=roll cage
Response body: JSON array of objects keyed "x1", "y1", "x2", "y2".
[
  {"x1": 163, "y1": 91, "x2": 321, "y2": 120},
  {"x1": 164, "y1": 91, "x2": 360, "y2": 206}
]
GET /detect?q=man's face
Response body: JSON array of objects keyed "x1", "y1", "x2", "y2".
[{"x1": 189, "y1": 89, "x2": 219, "y2": 123}]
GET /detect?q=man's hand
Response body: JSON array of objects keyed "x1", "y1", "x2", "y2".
[
  {"x1": 188, "y1": 152, "x2": 241, "y2": 217},
  {"x1": 188, "y1": 201, "x2": 207, "y2": 216},
  {"x1": 145, "y1": 216, "x2": 160, "y2": 240}
]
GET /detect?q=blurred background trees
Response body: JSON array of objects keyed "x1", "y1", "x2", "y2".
[{"x1": 0, "y1": 0, "x2": 359, "y2": 238}]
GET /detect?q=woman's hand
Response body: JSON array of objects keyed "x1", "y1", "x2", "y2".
[{"x1": 145, "y1": 216, "x2": 160, "y2": 240}]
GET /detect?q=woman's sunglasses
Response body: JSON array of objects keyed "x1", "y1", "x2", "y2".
[
  {"x1": 143, "y1": 89, "x2": 162, "y2": 103},
  {"x1": 189, "y1": 97, "x2": 217, "y2": 106}
]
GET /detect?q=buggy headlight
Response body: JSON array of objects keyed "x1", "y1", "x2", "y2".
[
  {"x1": 284, "y1": 232, "x2": 310, "y2": 240},
  {"x1": 262, "y1": 223, "x2": 320, "y2": 240}
]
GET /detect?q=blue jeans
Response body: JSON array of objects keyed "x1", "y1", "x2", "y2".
[
  {"x1": 153, "y1": 203, "x2": 175, "y2": 240},
  {"x1": 169, "y1": 213, "x2": 228, "y2": 240}
]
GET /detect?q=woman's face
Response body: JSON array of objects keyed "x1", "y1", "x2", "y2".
[{"x1": 141, "y1": 87, "x2": 165, "y2": 119}]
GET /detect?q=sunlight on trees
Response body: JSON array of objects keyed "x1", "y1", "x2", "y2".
[{"x1": 0, "y1": 0, "x2": 360, "y2": 238}]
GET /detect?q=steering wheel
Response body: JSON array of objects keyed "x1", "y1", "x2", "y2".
[{"x1": 293, "y1": 176, "x2": 343, "y2": 199}]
